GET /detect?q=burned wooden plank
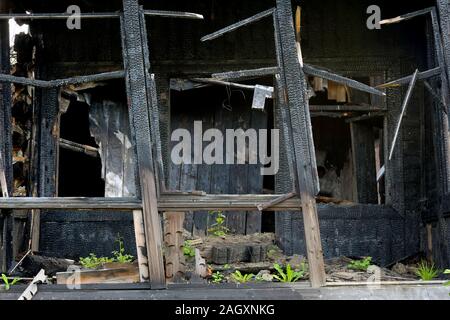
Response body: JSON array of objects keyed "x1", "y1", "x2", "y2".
[
  {"x1": 132, "y1": 210, "x2": 149, "y2": 282},
  {"x1": 0, "y1": 10, "x2": 203, "y2": 20},
  {"x1": 143, "y1": 10, "x2": 203, "y2": 20},
  {"x1": 201, "y1": 8, "x2": 275, "y2": 42},
  {"x1": 0, "y1": 19, "x2": 13, "y2": 273},
  {"x1": 59, "y1": 138, "x2": 99, "y2": 158},
  {"x1": 303, "y1": 64, "x2": 385, "y2": 96},
  {"x1": 121, "y1": 0, "x2": 165, "y2": 288},
  {"x1": 310, "y1": 104, "x2": 385, "y2": 112},
  {"x1": 139, "y1": 9, "x2": 166, "y2": 191},
  {"x1": 0, "y1": 194, "x2": 303, "y2": 211},
  {"x1": 0, "y1": 71, "x2": 125, "y2": 88},
  {"x1": 256, "y1": 192, "x2": 296, "y2": 212},
  {"x1": 377, "y1": 67, "x2": 441, "y2": 88},
  {"x1": 0, "y1": 148, "x2": 8, "y2": 197},
  {"x1": 389, "y1": 69, "x2": 419, "y2": 160},
  {"x1": 56, "y1": 266, "x2": 140, "y2": 285},
  {"x1": 274, "y1": 0, "x2": 326, "y2": 287},
  {"x1": 212, "y1": 67, "x2": 279, "y2": 81},
  {"x1": 191, "y1": 78, "x2": 257, "y2": 91},
  {"x1": 380, "y1": 7, "x2": 433, "y2": 25}
]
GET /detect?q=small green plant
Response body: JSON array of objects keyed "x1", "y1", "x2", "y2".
[
  {"x1": 183, "y1": 240, "x2": 196, "y2": 258},
  {"x1": 347, "y1": 257, "x2": 372, "y2": 271},
  {"x1": 416, "y1": 260, "x2": 439, "y2": 281},
  {"x1": 273, "y1": 263, "x2": 306, "y2": 283},
  {"x1": 80, "y1": 235, "x2": 134, "y2": 268},
  {"x1": 223, "y1": 264, "x2": 231, "y2": 270},
  {"x1": 1, "y1": 274, "x2": 20, "y2": 291},
  {"x1": 79, "y1": 254, "x2": 114, "y2": 269},
  {"x1": 231, "y1": 270, "x2": 254, "y2": 283},
  {"x1": 211, "y1": 271, "x2": 225, "y2": 284},
  {"x1": 207, "y1": 211, "x2": 230, "y2": 237},
  {"x1": 112, "y1": 236, "x2": 134, "y2": 263}
]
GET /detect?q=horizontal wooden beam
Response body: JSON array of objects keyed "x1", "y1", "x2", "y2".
[
  {"x1": 380, "y1": 7, "x2": 433, "y2": 25},
  {"x1": 377, "y1": 67, "x2": 441, "y2": 88},
  {"x1": 0, "y1": 194, "x2": 303, "y2": 211},
  {"x1": 0, "y1": 71, "x2": 125, "y2": 88},
  {"x1": 303, "y1": 64, "x2": 386, "y2": 96},
  {"x1": 0, "y1": 10, "x2": 203, "y2": 20},
  {"x1": 309, "y1": 105, "x2": 385, "y2": 112},
  {"x1": 201, "y1": 8, "x2": 275, "y2": 42}
]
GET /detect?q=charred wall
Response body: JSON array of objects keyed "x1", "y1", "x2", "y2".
[{"x1": 12, "y1": 0, "x2": 437, "y2": 263}]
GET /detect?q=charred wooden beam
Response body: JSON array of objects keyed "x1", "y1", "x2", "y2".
[
  {"x1": 377, "y1": 67, "x2": 441, "y2": 88},
  {"x1": 0, "y1": 10, "x2": 203, "y2": 20},
  {"x1": 380, "y1": 7, "x2": 433, "y2": 25},
  {"x1": 345, "y1": 112, "x2": 386, "y2": 123},
  {"x1": 0, "y1": 71, "x2": 125, "y2": 88},
  {"x1": 0, "y1": 149, "x2": 8, "y2": 197},
  {"x1": 309, "y1": 104, "x2": 385, "y2": 112},
  {"x1": 212, "y1": 67, "x2": 279, "y2": 81},
  {"x1": 59, "y1": 139, "x2": 99, "y2": 158},
  {"x1": 201, "y1": 8, "x2": 275, "y2": 42},
  {"x1": 121, "y1": 0, "x2": 165, "y2": 289},
  {"x1": 303, "y1": 64, "x2": 385, "y2": 96},
  {"x1": 389, "y1": 69, "x2": 419, "y2": 160},
  {"x1": 191, "y1": 78, "x2": 268, "y2": 91},
  {"x1": 274, "y1": 0, "x2": 325, "y2": 287}
]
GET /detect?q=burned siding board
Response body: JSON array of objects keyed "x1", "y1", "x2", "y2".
[
  {"x1": 350, "y1": 122, "x2": 378, "y2": 204},
  {"x1": 246, "y1": 110, "x2": 267, "y2": 234},
  {"x1": 226, "y1": 101, "x2": 251, "y2": 235},
  {"x1": 193, "y1": 111, "x2": 214, "y2": 236}
]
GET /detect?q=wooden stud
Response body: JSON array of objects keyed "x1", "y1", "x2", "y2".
[
  {"x1": 274, "y1": 1, "x2": 326, "y2": 287},
  {"x1": 132, "y1": 210, "x2": 149, "y2": 282},
  {"x1": 121, "y1": 0, "x2": 166, "y2": 288}
]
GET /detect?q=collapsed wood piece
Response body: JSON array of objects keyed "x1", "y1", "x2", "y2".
[
  {"x1": 0, "y1": 10, "x2": 204, "y2": 20},
  {"x1": 195, "y1": 249, "x2": 208, "y2": 278},
  {"x1": 389, "y1": 69, "x2": 419, "y2": 160},
  {"x1": 377, "y1": 67, "x2": 441, "y2": 88},
  {"x1": 0, "y1": 70, "x2": 125, "y2": 88},
  {"x1": 380, "y1": 7, "x2": 433, "y2": 25},
  {"x1": 18, "y1": 269, "x2": 48, "y2": 300},
  {"x1": 212, "y1": 67, "x2": 279, "y2": 81},
  {"x1": 201, "y1": 8, "x2": 275, "y2": 42},
  {"x1": 0, "y1": 148, "x2": 8, "y2": 197},
  {"x1": 256, "y1": 192, "x2": 296, "y2": 211},
  {"x1": 59, "y1": 138, "x2": 99, "y2": 158},
  {"x1": 191, "y1": 78, "x2": 258, "y2": 91},
  {"x1": 303, "y1": 64, "x2": 385, "y2": 96},
  {"x1": 133, "y1": 210, "x2": 149, "y2": 282}
]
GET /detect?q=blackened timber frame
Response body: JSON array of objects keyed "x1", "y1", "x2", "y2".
[
  {"x1": 0, "y1": 1, "x2": 205, "y2": 287},
  {"x1": 0, "y1": 0, "x2": 349, "y2": 288}
]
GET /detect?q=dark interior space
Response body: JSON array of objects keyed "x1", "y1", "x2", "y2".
[{"x1": 58, "y1": 100, "x2": 105, "y2": 197}]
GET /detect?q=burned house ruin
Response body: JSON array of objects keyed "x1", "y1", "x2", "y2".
[{"x1": 0, "y1": 0, "x2": 450, "y2": 289}]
